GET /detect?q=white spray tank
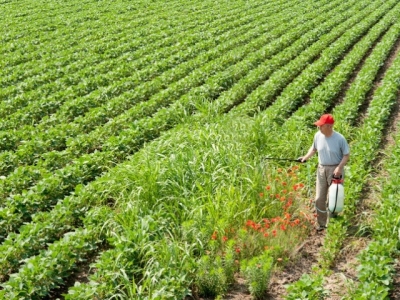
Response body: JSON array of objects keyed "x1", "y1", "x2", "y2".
[{"x1": 328, "y1": 176, "x2": 344, "y2": 213}]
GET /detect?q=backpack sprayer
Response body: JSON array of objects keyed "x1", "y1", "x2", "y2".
[{"x1": 328, "y1": 175, "x2": 344, "y2": 213}]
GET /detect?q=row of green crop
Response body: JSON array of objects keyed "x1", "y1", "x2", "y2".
[
  {"x1": 0, "y1": 0, "x2": 188, "y2": 70},
  {"x1": 0, "y1": 1, "x2": 396, "y2": 298},
  {"x1": 285, "y1": 20, "x2": 400, "y2": 300},
  {"x1": 1, "y1": 0, "x2": 274, "y2": 92},
  {"x1": 0, "y1": 0, "x2": 275, "y2": 122},
  {"x1": 205, "y1": 0, "x2": 369, "y2": 117},
  {"x1": 0, "y1": 0, "x2": 228, "y2": 48},
  {"x1": 0, "y1": 9, "x2": 271, "y2": 139},
  {"x1": 352, "y1": 141, "x2": 400, "y2": 299},
  {"x1": 1, "y1": 0, "x2": 108, "y2": 50},
  {"x1": 0, "y1": 206, "x2": 113, "y2": 299},
  {"x1": 0, "y1": 0, "x2": 299, "y2": 144},
  {"x1": 274, "y1": 6, "x2": 400, "y2": 154},
  {"x1": 0, "y1": 0, "x2": 149, "y2": 37},
  {"x1": 347, "y1": 40, "x2": 400, "y2": 300},
  {"x1": 0, "y1": 8, "x2": 288, "y2": 160},
  {"x1": 64, "y1": 0, "x2": 352, "y2": 154},
  {"x1": 233, "y1": 0, "x2": 399, "y2": 119},
  {"x1": 14, "y1": 0, "x2": 360, "y2": 165},
  {"x1": 0, "y1": 0, "x2": 230, "y2": 65}
]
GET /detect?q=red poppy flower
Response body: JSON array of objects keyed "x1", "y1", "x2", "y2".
[{"x1": 246, "y1": 220, "x2": 255, "y2": 227}]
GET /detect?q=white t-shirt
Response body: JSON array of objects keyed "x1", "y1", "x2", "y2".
[{"x1": 313, "y1": 131, "x2": 350, "y2": 165}]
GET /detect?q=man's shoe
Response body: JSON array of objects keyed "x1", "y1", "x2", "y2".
[{"x1": 316, "y1": 225, "x2": 327, "y2": 232}]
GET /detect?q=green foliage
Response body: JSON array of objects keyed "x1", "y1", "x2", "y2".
[
  {"x1": 240, "y1": 251, "x2": 274, "y2": 299},
  {"x1": 318, "y1": 219, "x2": 347, "y2": 269},
  {"x1": 196, "y1": 255, "x2": 228, "y2": 297},
  {"x1": 285, "y1": 273, "x2": 328, "y2": 300},
  {"x1": 1, "y1": 0, "x2": 400, "y2": 298}
]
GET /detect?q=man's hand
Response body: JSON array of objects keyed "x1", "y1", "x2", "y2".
[
  {"x1": 333, "y1": 167, "x2": 342, "y2": 177},
  {"x1": 297, "y1": 157, "x2": 306, "y2": 163}
]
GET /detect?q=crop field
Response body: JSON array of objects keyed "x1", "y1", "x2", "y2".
[{"x1": 1, "y1": 0, "x2": 400, "y2": 299}]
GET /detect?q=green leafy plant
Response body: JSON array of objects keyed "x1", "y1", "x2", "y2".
[
  {"x1": 285, "y1": 273, "x2": 328, "y2": 300},
  {"x1": 196, "y1": 255, "x2": 228, "y2": 297},
  {"x1": 240, "y1": 251, "x2": 274, "y2": 299}
]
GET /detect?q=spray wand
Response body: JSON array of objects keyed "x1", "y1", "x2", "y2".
[{"x1": 264, "y1": 157, "x2": 307, "y2": 163}]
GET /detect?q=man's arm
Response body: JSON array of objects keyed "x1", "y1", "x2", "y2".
[
  {"x1": 300, "y1": 146, "x2": 317, "y2": 162},
  {"x1": 335, "y1": 153, "x2": 350, "y2": 176}
]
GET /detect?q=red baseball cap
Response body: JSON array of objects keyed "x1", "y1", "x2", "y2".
[{"x1": 314, "y1": 114, "x2": 334, "y2": 126}]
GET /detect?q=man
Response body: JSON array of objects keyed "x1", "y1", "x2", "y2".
[{"x1": 299, "y1": 114, "x2": 350, "y2": 231}]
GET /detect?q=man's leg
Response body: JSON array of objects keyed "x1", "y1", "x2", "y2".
[{"x1": 315, "y1": 165, "x2": 328, "y2": 227}]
